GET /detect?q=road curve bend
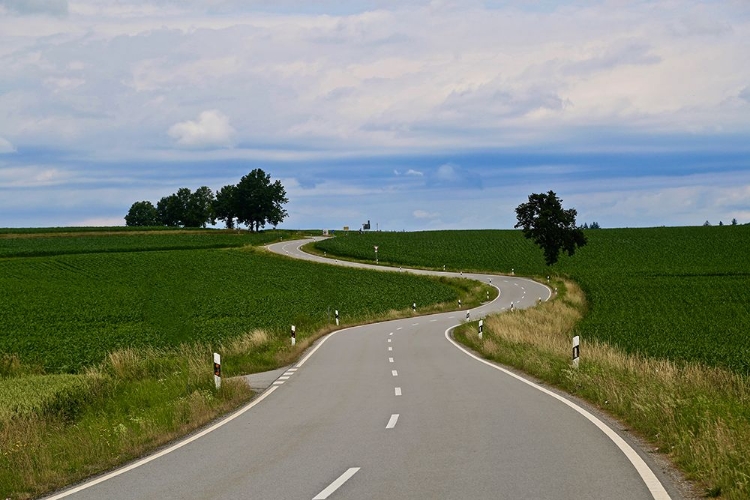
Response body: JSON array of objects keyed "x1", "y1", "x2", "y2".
[{"x1": 45, "y1": 238, "x2": 681, "y2": 500}]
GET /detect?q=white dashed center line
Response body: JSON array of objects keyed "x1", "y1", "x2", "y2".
[
  {"x1": 389, "y1": 357, "x2": 394, "y2": 363},
  {"x1": 386, "y1": 414, "x2": 399, "y2": 429},
  {"x1": 313, "y1": 467, "x2": 361, "y2": 500},
  {"x1": 395, "y1": 387, "x2": 402, "y2": 396},
  {"x1": 392, "y1": 370, "x2": 398, "y2": 377},
  {"x1": 388, "y1": 347, "x2": 393, "y2": 351},
  {"x1": 388, "y1": 339, "x2": 392, "y2": 343}
]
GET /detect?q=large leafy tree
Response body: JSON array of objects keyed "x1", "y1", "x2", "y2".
[
  {"x1": 156, "y1": 193, "x2": 183, "y2": 227},
  {"x1": 515, "y1": 190, "x2": 587, "y2": 266},
  {"x1": 185, "y1": 186, "x2": 215, "y2": 228},
  {"x1": 213, "y1": 184, "x2": 238, "y2": 229},
  {"x1": 124, "y1": 201, "x2": 159, "y2": 226},
  {"x1": 235, "y1": 169, "x2": 288, "y2": 231}
]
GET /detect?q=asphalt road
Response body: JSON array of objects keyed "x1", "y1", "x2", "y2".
[{"x1": 46, "y1": 238, "x2": 681, "y2": 500}]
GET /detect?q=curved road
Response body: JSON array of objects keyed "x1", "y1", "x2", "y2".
[{"x1": 46, "y1": 238, "x2": 681, "y2": 500}]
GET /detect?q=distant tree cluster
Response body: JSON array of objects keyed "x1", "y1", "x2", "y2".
[
  {"x1": 703, "y1": 219, "x2": 740, "y2": 227},
  {"x1": 125, "y1": 169, "x2": 288, "y2": 231},
  {"x1": 581, "y1": 222, "x2": 601, "y2": 229}
]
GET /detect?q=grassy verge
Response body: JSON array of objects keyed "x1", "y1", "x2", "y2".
[
  {"x1": 454, "y1": 279, "x2": 750, "y2": 499},
  {"x1": 0, "y1": 279, "x2": 491, "y2": 499}
]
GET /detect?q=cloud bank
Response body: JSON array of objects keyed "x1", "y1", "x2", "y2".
[{"x1": 0, "y1": 1, "x2": 747, "y2": 229}]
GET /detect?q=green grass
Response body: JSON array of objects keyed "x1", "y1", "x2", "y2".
[
  {"x1": 0, "y1": 243, "x2": 461, "y2": 373},
  {"x1": 315, "y1": 226, "x2": 750, "y2": 374},
  {"x1": 0, "y1": 228, "x2": 289, "y2": 257}
]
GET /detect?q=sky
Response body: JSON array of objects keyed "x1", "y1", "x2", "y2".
[{"x1": 1, "y1": 0, "x2": 749, "y2": 230}]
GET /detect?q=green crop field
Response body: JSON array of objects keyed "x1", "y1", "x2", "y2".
[
  {"x1": 315, "y1": 226, "x2": 750, "y2": 374},
  {"x1": 0, "y1": 230, "x2": 458, "y2": 373},
  {"x1": 0, "y1": 229, "x2": 287, "y2": 257}
]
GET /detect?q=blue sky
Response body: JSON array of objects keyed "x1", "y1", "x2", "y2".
[{"x1": 1, "y1": 0, "x2": 749, "y2": 230}]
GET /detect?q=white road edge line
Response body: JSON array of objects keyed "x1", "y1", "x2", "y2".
[
  {"x1": 443, "y1": 326, "x2": 671, "y2": 500},
  {"x1": 45, "y1": 385, "x2": 280, "y2": 500},
  {"x1": 313, "y1": 467, "x2": 361, "y2": 500},
  {"x1": 386, "y1": 414, "x2": 399, "y2": 429}
]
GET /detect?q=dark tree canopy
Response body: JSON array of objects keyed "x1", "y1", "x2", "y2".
[
  {"x1": 213, "y1": 184, "x2": 238, "y2": 229},
  {"x1": 126, "y1": 169, "x2": 288, "y2": 230},
  {"x1": 514, "y1": 190, "x2": 587, "y2": 266},
  {"x1": 234, "y1": 169, "x2": 289, "y2": 232},
  {"x1": 124, "y1": 201, "x2": 159, "y2": 226}
]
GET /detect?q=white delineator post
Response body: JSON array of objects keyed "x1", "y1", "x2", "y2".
[
  {"x1": 213, "y1": 353, "x2": 221, "y2": 389},
  {"x1": 572, "y1": 335, "x2": 580, "y2": 368},
  {"x1": 291, "y1": 325, "x2": 296, "y2": 346},
  {"x1": 335, "y1": 309, "x2": 340, "y2": 326},
  {"x1": 374, "y1": 245, "x2": 378, "y2": 264},
  {"x1": 479, "y1": 320, "x2": 483, "y2": 340},
  {"x1": 466, "y1": 311, "x2": 470, "y2": 320},
  {"x1": 412, "y1": 302, "x2": 416, "y2": 312}
]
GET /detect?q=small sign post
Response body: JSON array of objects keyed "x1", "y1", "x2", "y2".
[
  {"x1": 572, "y1": 335, "x2": 580, "y2": 368},
  {"x1": 291, "y1": 325, "x2": 296, "y2": 346},
  {"x1": 479, "y1": 320, "x2": 483, "y2": 340},
  {"x1": 213, "y1": 353, "x2": 221, "y2": 389}
]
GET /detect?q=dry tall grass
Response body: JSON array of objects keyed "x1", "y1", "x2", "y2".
[{"x1": 459, "y1": 279, "x2": 750, "y2": 499}]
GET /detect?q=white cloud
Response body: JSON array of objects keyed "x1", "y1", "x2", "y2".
[
  {"x1": 394, "y1": 168, "x2": 424, "y2": 176},
  {"x1": 0, "y1": 137, "x2": 15, "y2": 153},
  {"x1": 168, "y1": 110, "x2": 235, "y2": 148},
  {"x1": 413, "y1": 209, "x2": 439, "y2": 219},
  {"x1": 0, "y1": 166, "x2": 69, "y2": 187}
]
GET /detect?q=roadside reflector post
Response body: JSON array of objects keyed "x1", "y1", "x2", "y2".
[
  {"x1": 213, "y1": 353, "x2": 221, "y2": 390},
  {"x1": 479, "y1": 320, "x2": 483, "y2": 340},
  {"x1": 412, "y1": 302, "x2": 416, "y2": 312},
  {"x1": 572, "y1": 335, "x2": 580, "y2": 368},
  {"x1": 510, "y1": 301, "x2": 514, "y2": 311},
  {"x1": 335, "y1": 309, "x2": 340, "y2": 326},
  {"x1": 458, "y1": 299, "x2": 462, "y2": 308},
  {"x1": 511, "y1": 268, "x2": 515, "y2": 275},
  {"x1": 466, "y1": 311, "x2": 470, "y2": 320},
  {"x1": 486, "y1": 291, "x2": 489, "y2": 300},
  {"x1": 291, "y1": 325, "x2": 296, "y2": 346}
]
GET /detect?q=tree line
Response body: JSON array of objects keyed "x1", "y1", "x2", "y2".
[{"x1": 125, "y1": 168, "x2": 288, "y2": 231}]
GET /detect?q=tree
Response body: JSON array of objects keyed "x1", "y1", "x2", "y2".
[
  {"x1": 125, "y1": 201, "x2": 159, "y2": 226},
  {"x1": 235, "y1": 169, "x2": 288, "y2": 231},
  {"x1": 515, "y1": 191, "x2": 587, "y2": 266},
  {"x1": 732, "y1": 218, "x2": 738, "y2": 226},
  {"x1": 185, "y1": 186, "x2": 215, "y2": 228},
  {"x1": 156, "y1": 192, "x2": 184, "y2": 227},
  {"x1": 214, "y1": 184, "x2": 238, "y2": 229}
]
